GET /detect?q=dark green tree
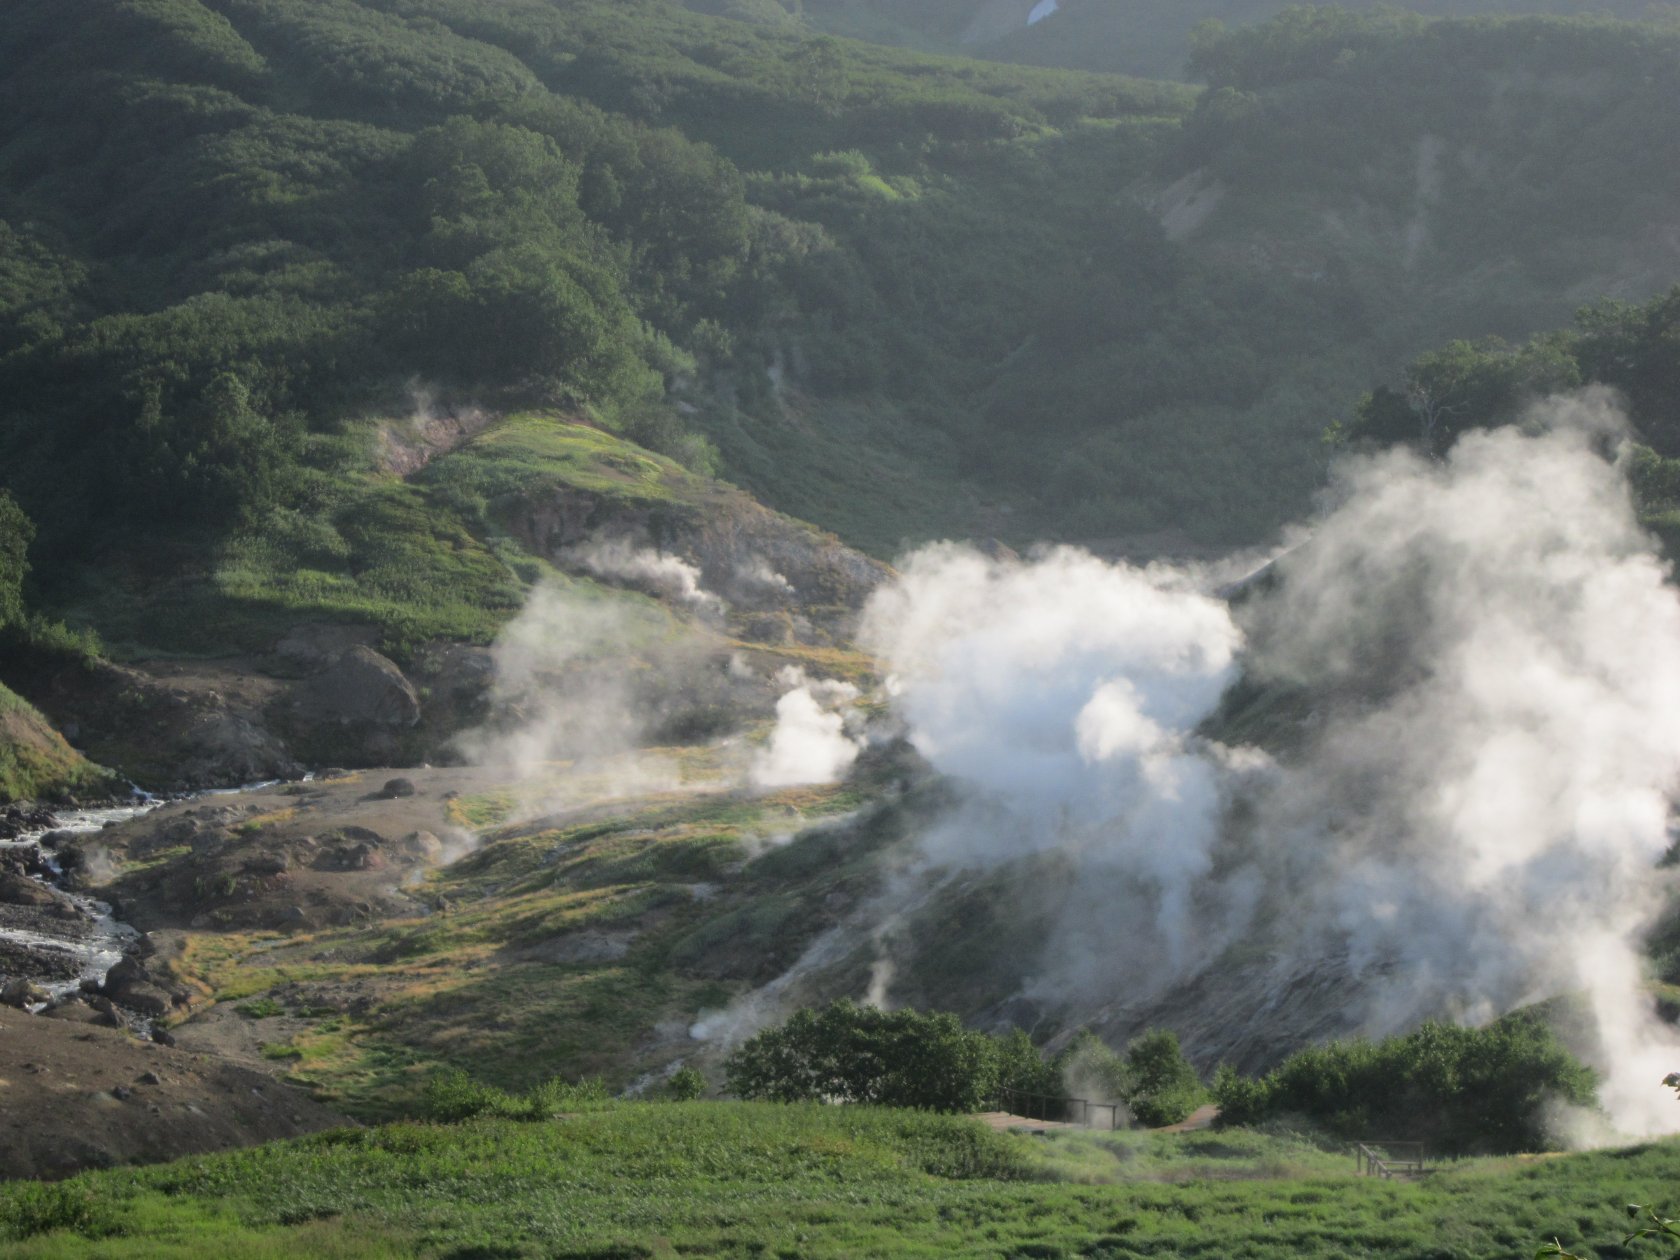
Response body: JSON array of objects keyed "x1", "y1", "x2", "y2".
[
  {"x1": 1123, "y1": 1028, "x2": 1206, "y2": 1127},
  {"x1": 0, "y1": 491, "x2": 34, "y2": 630},
  {"x1": 725, "y1": 1000, "x2": 1001, "y2": 1113}
]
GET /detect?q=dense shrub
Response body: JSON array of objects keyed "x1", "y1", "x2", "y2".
[
  {"x1": 667, "y1": 1066, "x2": 707, "y2": 1101},
  {"x1": 1122, "y1": 1028, "x2": 1208, "y2": 1127},
  {"x1": 423, "y1": 1069, "x2": 610, "y2": 1122},
  {"x1": 0, "y1": 492, "x2": 32, "y2": 630},
  {"x1": 1211, "y1": 1012, "x2": 1597, "y2": 1154},
  {"x1": 0, "y1": 1181, "x2": 116, "y2": 1241},
  {"x1": 725, "y1": 1000, "x2": 1204, "y2": 1123},
  {"x1": 1053, "y1": 1027, "x2": 1206, "y2": 1126},
  {"x1": 725, "y1": 1000, "x2": 1001, "y2": 1112}
]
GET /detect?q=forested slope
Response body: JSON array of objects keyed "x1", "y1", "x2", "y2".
[
  {"x1": 6, "y1": 3, "x2": 1680, "y2": 656},
  {"x1": 686, "y1": 0, "x2": 1680, "y2": 80}
]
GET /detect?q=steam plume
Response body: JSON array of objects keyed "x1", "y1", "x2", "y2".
[
  {"x1": 751, "y1": 667, "x2": 863, "y2": 790},
  {"x1": 856, "y1": 390, "x2": 1680, "y2": 1138}
]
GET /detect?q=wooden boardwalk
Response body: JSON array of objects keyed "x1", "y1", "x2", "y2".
[{"x1": 976, "y1": 1110, "x2": 1080, "y2": 1133}]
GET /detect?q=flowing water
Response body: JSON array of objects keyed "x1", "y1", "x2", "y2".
[{"x1": 0, "y1": 796, "x2": 161, "y2": 1007}]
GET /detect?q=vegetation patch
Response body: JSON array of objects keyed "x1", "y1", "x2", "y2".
[{"x1": 3, "y1": 1104, "x2": 1679, "y2": 1257}]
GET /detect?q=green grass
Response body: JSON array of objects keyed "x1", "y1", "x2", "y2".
[
  {"x1": 421, "y1": 414, "x2": 713, "y2": 513},
  {"x1": 3, "y1": 1105, "x2": 1678, "y2": 1257},
  {"x1": 0, "y1": 681, "x2": 121, "y2": 803},
  {"x1": 160, "y1": 775, "x2": 890, "y2": 1115},
  {"x1": 52, "y1": 414, "x2": 718, "y2": 662}
]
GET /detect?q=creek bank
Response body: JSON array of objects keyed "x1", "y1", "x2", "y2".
[{"x1": 0, "y1": 796, "x2": 180, "y2": 1032}]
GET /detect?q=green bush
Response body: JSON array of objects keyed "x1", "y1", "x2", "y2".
[
  {"x1": 0, "y1": 1181, "x2": 115, "y2": 1241},
  {"x1": 1050, "y1": 1027, "x2": 1206, "y2": 1126},
  {"x1": 726, "y1": 1004, "x2": 1209, "y2": 1124},
  {"x1": 0, "y1": 492, "x2": 32, "y2": 631},
  {"x1": 1122, "y1": 1028, "x2": 1207, "y2": 1127},
  {"x1": 667, "y1": 1066, "x2": 706, "y2": 1101},
  {"x1": 1211, "y1": 1012, "x2": 1597, "y2": 1154},
  {"x1": 725, "y1": 1000, "x2": 1002, "y2": 1113},
  {"x1": 424, "y1": 1069, "x2": 611, "y2": 1122}
]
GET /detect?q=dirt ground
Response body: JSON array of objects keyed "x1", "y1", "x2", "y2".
[
  {"x1": 0, "y1": 1014, "x2": 349, "y2": 1180},
  {"x1": 2, "y1": 766, "x2": 521, "y2": 1180}
]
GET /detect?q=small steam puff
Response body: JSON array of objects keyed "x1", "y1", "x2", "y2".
[
  {"x1": 751, "y1": 667, "x2": 864, "y2": 790},
  {"x1": 860, "y1": 390, "x2": 1680, "y2": 1139},
  {"x1": 572, "y1": 540, "x2": 723, "y2": 617}
]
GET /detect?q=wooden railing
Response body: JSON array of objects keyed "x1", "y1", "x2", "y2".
[
  {"x1": 1354, "y1": 1141, "x2": 1429, "y2": 1179},
  {"x1": 994, "y1": 1086, "x2": 1122, "y2": 1130}
]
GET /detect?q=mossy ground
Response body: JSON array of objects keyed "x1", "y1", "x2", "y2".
[
  {"x1": 160, "y1": 762, "x2": 895, "y2": 1118},
  {"x1": 54, "y1": 414, "x2": 724, "y2": 663}
]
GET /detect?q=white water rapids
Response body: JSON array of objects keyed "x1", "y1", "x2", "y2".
[{"x1": 0, "y1": 798, "x2": 161, "y2": 1007}]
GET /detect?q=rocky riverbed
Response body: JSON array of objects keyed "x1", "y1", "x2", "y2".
[{"x1": 0, "y1": 799, "x2": 155, "y2": 1023}]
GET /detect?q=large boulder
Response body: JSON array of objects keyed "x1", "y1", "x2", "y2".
[
  {"x1": 0, "y1": 870, "x2": 56, "y2": 907},
  {"x1": 293, "y1": 647, "x2": 420, "y2": 729},
  {"x1": 283, "y1": 647, "x2": 421, "y2": 764}
]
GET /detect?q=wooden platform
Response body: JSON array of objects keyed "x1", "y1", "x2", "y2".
[
  {"x1": 1154, "y1": 1103, "x2": 1220, "y2": 1133},
  {"x1": 975, "y1": 1104, "x2": 1222, "y2": 1135}
]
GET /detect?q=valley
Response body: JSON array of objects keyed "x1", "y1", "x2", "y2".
[{"x1": 6, "y1": 2, "x2": 1680, "y2": 1255}]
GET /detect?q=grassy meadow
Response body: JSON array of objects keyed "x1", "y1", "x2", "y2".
[{"x1": 3, "y1": 1103, "x2": 1677, "y2": 1257}]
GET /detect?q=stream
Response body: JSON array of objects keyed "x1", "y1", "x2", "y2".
[
  {"x1": 0, "y1": 795, "x2": 161, "y2": 1010},
  {"x1": 0, "y1": 777, "x2": 312, "y2": 1021}
]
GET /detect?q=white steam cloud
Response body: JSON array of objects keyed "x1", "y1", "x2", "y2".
[
  {"x1": 861, "y1": 545, "x2": 1241, "y2": 965},
  {"x1": 571, "y1": 540, "x2": 723, "y2": 618},
  {"x1": 855, "y1": 390, "x2": 1680, "y2": 1138},
  {"x1": 460, "y1": 583, "x2": 663, "y2": 776},
  {"x1": 751, "y1": 667, "x2": 864, "y2": 790},
  {"x1": 735, "y1": 557, "x2": 796, "y2": 599},
  {"x1": 462, "y1": 577, "x2": 865, "y2": 816}
]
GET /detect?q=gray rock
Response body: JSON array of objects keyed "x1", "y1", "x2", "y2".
[
  {"x1": 0, "y1": 977, "x2": 48, "y2": 1008},
  {"x1": 274, "y1": 624, "x2": 378, "y2": 669},
  {"x1": 108, "y1": 980, "x2": 172, "y2": 1018},
  {"x1": 293, "y1": 647, "x2": 420, "y2": 730},
  {"x1": 0, "y1": 871, "x2": 56, "y2": 907},
  {"x1": 243, "y1": 851, "x2": 291, "y2": 876},
  {"x1": 103, "y1": 956, "x2": 147, "y2": 989}
]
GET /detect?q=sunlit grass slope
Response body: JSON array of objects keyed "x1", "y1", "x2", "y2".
[{"x1": 4, "y1": 1104, "x2": 1679, "y2": 1257}]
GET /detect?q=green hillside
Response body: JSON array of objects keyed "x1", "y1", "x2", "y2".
[
  {"x1": 0, "y1": 681, "x2": 120, "y2": 803},
  {"x1": 8, "y1": 3, "x2": 1680, "y2": 660},
  {"x1": 4, "y1": 1103, "x2": 1678, "y2": 1257},
  {"x1": 686, "y1": 0, "x2": 1680, "y2": 80}
]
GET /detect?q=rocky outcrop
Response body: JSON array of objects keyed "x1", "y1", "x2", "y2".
[
  {"x1": 509, "y1": 482, "x2": 892, "y2": 646},
  {"x1": 284, "y1": 646, "x2": 420, "y2": 743},
  {"x1": 276, "y1": 646, "x2": 422, "y2": 767},
  {"x1": 8, "y1": 659, "x2": 301, "y2": 792},
  {"x1": 376, "y1": 403, "x2": 495, "y2": 477}
]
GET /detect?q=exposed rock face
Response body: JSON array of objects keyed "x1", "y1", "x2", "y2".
[
  {"x1": 281, "y1": 647, "x2": 422, "y2": 765},
  {"x1": 9, "y1": 659, "x2": 301, "y2": 791},
  {"x1": 510, "y1": 484, "x2": 892, "y2": 645},
  {"x1": 0, "y1": 869, "x2": 58, "y2": 907},
  {"x1": 376, "y1": 404, "x2": 495, "y2": 476},
  {"x1": 272, "y1": 624, "x2": 380, "y2": 671},
  {"x1": 291, "y1": 647, "x2": 421, "y2": 730}
]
